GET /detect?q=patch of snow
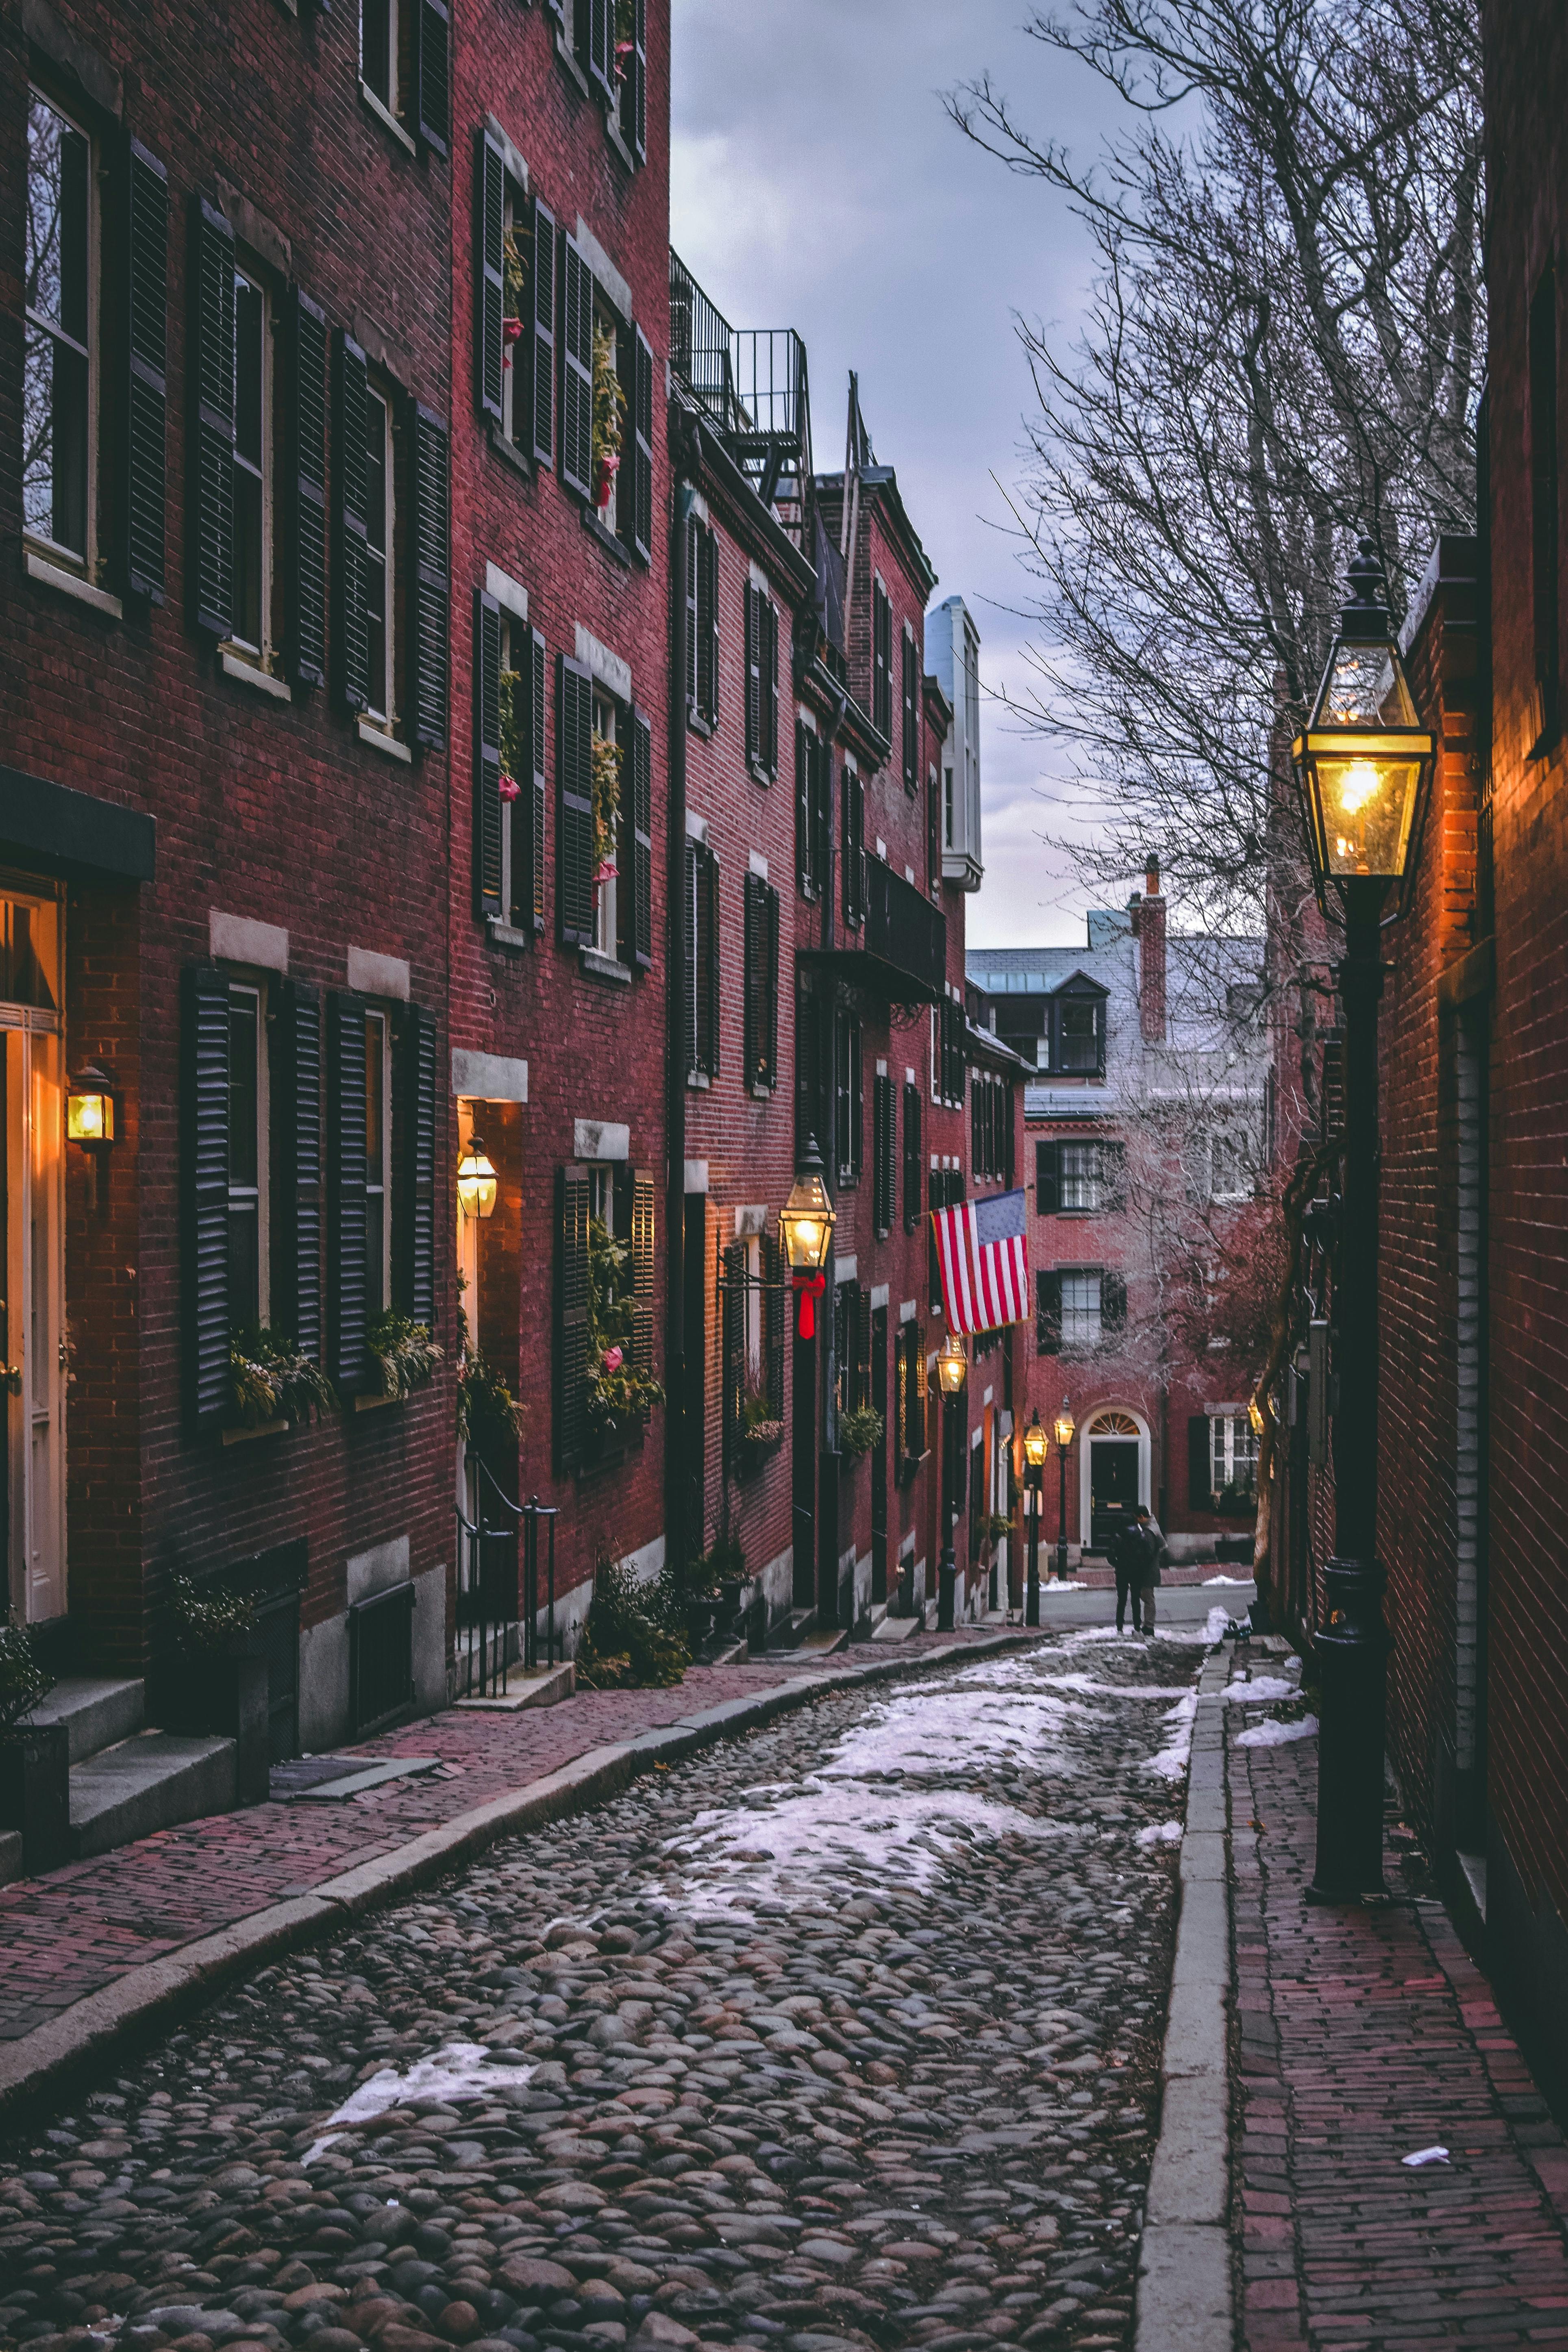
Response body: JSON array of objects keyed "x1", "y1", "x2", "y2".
[
  {"x1": 1136, "y1": 1820, "x2": 1184, "y2": 1847},
  {"x1": 1223, "y1": 1676, "x2": 1299, "y2": 1703},
  {"x1": 1039, "y1": 1672, "x2": 1196, "y2": 1700},
  {"x1": 1041, "y1": 1580, "x2": 1087, "y2": 1592},
  {"x1": 1402, "y1": 2145, "x2": 1450, "y2": 2167},
  {"x1": 1144, "y1": 1691, "x2": 1199, "y2": 1779},
  {"x1": 1061, "y1": 1625, "x2": 1149, "y2": 1650},
  {"x1": 302, "y1": 2041, "x2": 527, "y2": 2166},
  {"x1": 820, "y1": 1685, "x2": 1088, "y2": 1780},
  {"x1": 1202, "y1": 1573, "x2": 1253, "y2": 1586},
  {"x1": 1234, "y1": 1713, "x2": 1319, "y2": 1748}
]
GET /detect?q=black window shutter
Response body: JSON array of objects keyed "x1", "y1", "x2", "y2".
[
  {"x1": 1037, "y1": 1270, "x2": 1062, "y2": 1356},
  {"x1": 744, "y1": 872, "x2": 777, "y2": 1088},
  {"x1": 561, "y1": 237, "x2": 594, "y2": 498},
  {"x1": 630, "y1": 0, "x2": 648, "y2": 161},
  {"x1": 855, "y1": 1285, "x2": 872, "y2": 1413},
  {"x1": 971, "y1": 1077, "x2": 982, "y2": 1177},
  {"x1": 706, "y1": 529, "x2": 720, "y2": 720},
  {"x1": 123, "y1": 137, "x2": 168, "y2": 603},
  {"x1": 721, "y1": 1239, "x2": 745, "y2": 1464},
  {"x1": 328, "y1": 992, "x2": 369, "y2": 1390},
  {"x1": 705, "y1": 851, "x2": 722, "y2": 1072},
  {"x1": 276, "y1": 981, "x2": 323, "y2": 1364},
  {"x1": 745, "y1": 585, "x2": 761, "y2": 766},
  {"x1": 415, "y1": 0, "x2": 450, "y2": 153},
  {"x1": 873, "y1": 584, "x2": 890, "y2": 735},
  {"x1": 631, "y1": 326, "x2": 654, "y2": 563},
  {"x1": 530, "y1": 199, "x2": 557, "y2": 467},
  {"x1": 763, "y1": 880, "x2": 779, "y2": 1088},
  {"x1": 903, "y1": 1081, "x2": 920, "y2": 1231},
  {"x1": 1036, "y1": 1138, "x2": 1059, "y2": 1214},
  {"x1": 399, "y1": 1005, "x2": 437, "y2": 1329},
  {"x1": 1104, "y1": 1140, "x2": 1127, "y2": 1210},
  {"x1": 527, "y1": 626, "x2": 548, "y2": 931},
  {"x1": 583, "y1": 0, "x2": 611, "y2": 93},
  {"x1": 189, "y1": 196, "x2": 235, "y2": 639},
  {"x1": 1005, "y1": 1088, "x2": 1016, "y2": 1186},
  {"x1": 284, "y1": 287, "x2": 328, "y2": 690},
  {"x1": 557, "y1": 1164, "x2": 591, "y2": 1471},
  {"x1": 929, "y1": 1167, "x2": 943, "y2": 1313},
  {"x1": 474, "y1": 588, "x2": 503, "y2": 920},
  {"x1": 763, "y1": 597, "x2": 780, "y2": 776},
  {"x1": 763, "y1": 1231, "x2": 786, "y2": 1420},
  {"x1": 631, "y1": 1168, "x2": 657, "y2": 1392},
  {"x1": 476, "y1": 128, "x2": 505, "y2": 426},
  {"x1": 557, "y1": 654, "x2": 595, "y2": 944},
  {"x1": 335, "y1": 331, "x2": 371, "y2": 709},
  {"x1": 183, "y1": 966, "x2": 231, "y2": 1433},
  {"x1": 902, "y1": 629, "x2": 917, "y2": 788},
  {"x1": 1103, "y1": 1271, "x2": 1127, "y2": 1334},
  {"x1": 795, "y1": 721, "x2": 813, "y2": 896},
  {"x1": 881, "y1": 1073, "x2": 896, "y2": 1235},
  {"x1": 630, "y1": 706, "x2": 654, "y2": 970},
  {"x1": 852, "y1": 1019, "x2": 864, "y2": 1179},
  {"x1": 686, "y1": 518, "x2": 700, "y2": 708},
  {"x1": 1189, "y1": 1414, "x2": 1214, "y2": 1510},
  {"x1": 409, "y1": 406, "x2": 450, "y2": 748}
]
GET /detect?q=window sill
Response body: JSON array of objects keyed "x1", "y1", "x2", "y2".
[
  {"x1": 581, "y1": 505, "x2": 635, "y2": 568},
  {"x1": 26, "y1": 546, "x2": 123, "y2": 621},
  {"x1": 354, "y1": 1390, "x2": 402, "y2": 1412},
  {"x1": 750, "y1": 1082, "x2": 774, "y2": 1102},
  {"x1": 221, "y1": 648, "x2": 292, "y2": 701},
  {"x1": 556, "y1": 29, "x2": 592, "y2": 97},
  {"x1": 221, "y1": 1417, "x2": 289, "y2": 1446},
  {"x1": 748, "y1": 761, "x2": 775, "y2": 788},
  {"x1": 604, "y1": 114, "x2": 635, "y2": 173},
  {"x1": 360, "y1": 80, "x2": 417, "y2": 154},
  {"x1": 686, "y1": 1070, "x2": 711, "y2": 1090},
  {"x1": 686, "y1": 707, "x2": 714, "y2": 740},
  {"x1": 357, "y1": 716, "x2": 412, "y2": 762},
  {"x1": 487, "y1": 918, "x2": 535, "y2": 950},
  {"x1": 487, "y1": 419, "x2": 534, "y2": 480},
  {"x1": 581, "y1": 946, "x2": 632, "y2": 985}
]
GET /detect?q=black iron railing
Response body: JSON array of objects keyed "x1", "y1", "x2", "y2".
[
  {"x1": 670, "y1": 250, "x2": 813, "y2": 554},
  {"x1": 455, "y1": 1460, "x2": 559, "y2": 1698}
]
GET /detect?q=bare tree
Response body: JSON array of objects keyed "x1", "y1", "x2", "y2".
[{"x1": 949, "y1": 0, "x2": 1483, "y2": 940}]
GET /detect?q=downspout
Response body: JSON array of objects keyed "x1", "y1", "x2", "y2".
[{"x1": 666, "y1": 429, "x2": 698, "y2": 1584}]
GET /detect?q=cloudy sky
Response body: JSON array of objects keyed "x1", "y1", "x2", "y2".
[{"x1": 669, "y1": 0, "x2": 1129, "y2": 949}]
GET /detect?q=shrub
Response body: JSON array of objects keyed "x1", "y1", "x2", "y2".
[
  {"x1": 457, "y1": 1350, "x2": 524, "y2": 1453},
  {"x1": 575, "y1": 1556, "x2": 690, "y2": 1691},
  {"x1": 837, "y1": 1404, "x2": 885, "y2": 1460},
  {"x1": 165, "y1": 1573, "x2": 257, "y2": 1660},
  {"x1": 0, "y1": 1613, "x2": 52, "y2": 1738},
  {"x1": 368, "y1": 1311, "x2": 443, "y2": 1400},
  {"x1": 231, "y1": 1327, "x2": 338, "y2": 1427}
]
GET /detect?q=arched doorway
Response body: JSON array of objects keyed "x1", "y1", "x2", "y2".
[{"x1": 1081, "y1": 1408, "x2": 1151, "y2": 1553}]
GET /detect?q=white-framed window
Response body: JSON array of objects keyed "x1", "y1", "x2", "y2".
[
  {"x1": 1059, "y1": 1143, "x2": 1099, "y2": 1212},
  {"x1": 944, "y1": 764, "x2": 955, "y2": 849},
  {"x1": 364, "y1": 1010, "x2": 391, "y2": 1319},
  {"x1": 1060, "y1": 1270, "x2": 1102, "y2": 1349},
  {"x1": 24, "y1": 87, "x2": 94, "y2": 568},
  {"x1": 364, "y1": 383, "x2": 394, "y2": 724},
  {"x1": 1211, "y1": 1414, "x2": 1258, "y2": 1501},
  {"x1": 594, "y1": 292, "x2": 621, "y2": 536},
  {"x1": 229, "y1": 265, "x2": 271, "y2": 662},
  {"x1": 1210, "y1": 1131, "x2": 1252, "y2": 1201},
  {"x1": 593, "y1": 688, "x2": 619, "y2": 956},
  {"x1": 227, "y1": 980, "x2": 270, "y2": 1330},
  {"x1": 361, "y1": 0, "x2": 400, "y2": 116}
]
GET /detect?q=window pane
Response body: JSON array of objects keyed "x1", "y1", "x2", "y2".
[
  {"x1": 361, "y1": 0, "x2": 393, "y2": 107},
  {"x1": 1059, "y1": 1001, "x2": 1098, "y2": 1071},
  {"x1": 364, "y1": 1020, "x2": 384, "y2": 1187},
  {"x1": 1059, "y1": 1144, "x2": 1099, "y2": 1212},
  {"x1": 23, "y1": 323, "x2": 87, "y2": 556},
  {"x1": 1061, "y1": 1271, "x2": 1102, "y2": 1347},
  {"x1": 228, "y1": 1203, "x2": 260, "y2": 1331},
  {"x1": 235, "y1": 277, "x2": 263, "y2": 469},
  {"x1": 364, "y1": 1194, "x2": 385, "y2": 1320},
  {"x1": 365, "y1": 392, "x2": 388, "y2": 714},
  {"x1": 229, "y1": 995, "x2": 259, "y2": 1187},
  {"x1": 26, "y1": 98, "x2": 88, "y2": 344}
]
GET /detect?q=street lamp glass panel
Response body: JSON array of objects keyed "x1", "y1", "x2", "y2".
[
  {"x1": 779, "y1": 1150, "x2": 835, "y2": 1271},
  {"x1": 937, "y1": 1333, "x2": 968, "y2": 1394},
  {"x1": 67, "y1": 1073, "x2": 113, "y2": 1143},
  {"x1": 1305, "y1": 744, "x2": 1426, "y2": 883},
  {"x1": 1053, "y1": 1403, "x2": 1075, "y2": 1449},
  {"x1": 1292, "y1": 542, "x2": 1435, "y2": 895},
  {"x1": 1023, "y1": 1414, "x2": 1048, "y2": 1469},
  {"x1": 457, "y1": 1139, "x2": 498, "y2": 1221}
]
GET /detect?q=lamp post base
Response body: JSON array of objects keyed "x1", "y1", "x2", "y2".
[
  {"x1": 1309, "y1": 1555, "x2": 1391, "y2": 1902},
  {"x1": 937, "y1": 1547, "x2": 957, "y2": 1631}
]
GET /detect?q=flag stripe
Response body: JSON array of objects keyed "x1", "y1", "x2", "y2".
[{"x1": 930, "y1": 1191, "x2": 1031, "y2": 1336}]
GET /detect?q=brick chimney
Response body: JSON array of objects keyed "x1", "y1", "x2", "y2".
[{"x1": 1139, "y1": 854, "x2": 1166, "y2": 1042}]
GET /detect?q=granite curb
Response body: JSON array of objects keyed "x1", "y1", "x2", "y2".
[
  {"x1": 0, "y1": 1627, "x2": 1042, "y2": 2128},
  {"x1": 1135, "y1": 1641, "x2": 1234, "y2": 2352}
]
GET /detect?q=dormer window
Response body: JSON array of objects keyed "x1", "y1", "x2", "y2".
[{"x1": 1037, "y1": 979, "x2": 1108, "y2": 1078}]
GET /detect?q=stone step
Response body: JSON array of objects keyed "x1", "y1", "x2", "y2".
[
  {"x1": 794, "y1": 1625, "x2": 848, "y2": 1657},
  {"x1": 871, "y1": 1610, "x2": 921, "y2": 1642},
  {"x1": 29, "y1": 1675, "x2": 146, "y2": 1765},
  {"x1": 766, "y1": 1608, "x2": 816, "y2": 1651},
  {"x1": 452, "y1": 1661, "x2": 576, "y2": 1713},
  {"x1": 69, "y1": 1730, "x2": 236, "y2": 1859}
]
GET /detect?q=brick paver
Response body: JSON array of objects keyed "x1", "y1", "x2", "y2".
[
  {"x1": 0, "y1": 1628, "x2": 1001, "y2": 2042},
  {"x1": 1230, "y1": 1641, "x2": 1568, "y2": 2349}
]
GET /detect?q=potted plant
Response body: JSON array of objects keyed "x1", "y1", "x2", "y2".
[
  {"x1": 367, "y1": 1310, "x2": 443, "y2": 1401},
  {"x1": 501, "y1": 225, "x2": 526, "y2": 366},
  {"x1": 982, "y1": 1511, "x2": 1013, "y2": 1547},
  {"x1": 158, "y1": 1575, "x2": 269, "y2": 1806},
  {"x1": 457, "y1": 1346, "x2": 525, "y2": 1457},
  {"x1": 0, "y1": 1613, "x2": 65, "y2": 1874},
  {"x1": 684, "y1": 1535, "x2": 744, "y2": 1646},
  {"x1": 837, "y1": 1403, "x2": 885, "y2": 1462},
  {"x1": 737, "y1": 1389, "x2": 784, "y2": 1475},
  {"x1": 230, "y1": 1327, "x2": 338, "y2": 1428}
]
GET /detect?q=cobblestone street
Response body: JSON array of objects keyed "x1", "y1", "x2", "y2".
[{"x1": 0, "y1": 1630, "x2": 1210, "y2": 2352}]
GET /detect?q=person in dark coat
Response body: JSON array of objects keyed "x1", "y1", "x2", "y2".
[
  {"x1": 1131, "y1": 1504, "x2": 1169, "y2": 1632},
  {"x1": 1113, "y1": 1517, "x2": 1146, "y2": 1634}
]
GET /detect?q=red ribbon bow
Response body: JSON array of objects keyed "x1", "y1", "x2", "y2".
[{"x1": 793, "y1": 1271, "x2": 827, "y2": 1338}]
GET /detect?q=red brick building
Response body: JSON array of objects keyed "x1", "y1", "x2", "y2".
[{"x1": 3, "y1": 0, "x2": 456, "y2": 1790}]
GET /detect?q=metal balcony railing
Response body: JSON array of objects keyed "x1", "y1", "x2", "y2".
[
  {"x1": 864, "y1": 859, "x2": 947, "y2": 999},
  {"x1": 670, "y1": 250, "x2": 814, "y2": 555}
]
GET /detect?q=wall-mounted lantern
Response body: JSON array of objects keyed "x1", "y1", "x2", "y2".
[{"x1": 457, "y1": 1137, "x2": 498, "y2": 1221}]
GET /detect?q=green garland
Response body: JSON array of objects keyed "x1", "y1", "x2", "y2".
[
  {"x1": 591, "y1": 732, "x2": 621, "y2": 881},
  {"x1": 585, "y1": 1214, "x2": 664, "y2": 1428}
]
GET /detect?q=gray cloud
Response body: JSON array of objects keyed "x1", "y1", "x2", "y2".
[{"x1": 671, "y1": 0, "x2": 1130, "y2": 946}]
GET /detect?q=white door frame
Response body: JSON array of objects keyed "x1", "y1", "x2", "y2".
[
  {"x1": 1079, "y1": 1406, "x2": 1152, "y2": 1549},
  {"x1": 7, "y1": 1013, "x2": 65, "y2": 1623}
]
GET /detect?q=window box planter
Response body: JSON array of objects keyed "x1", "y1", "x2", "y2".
[{"x1": 0, "y1": 1722, "x2": 69, "y2": 1873}]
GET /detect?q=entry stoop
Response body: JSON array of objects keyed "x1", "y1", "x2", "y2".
[
  {"x1": 30, "y1": 1676, "x2": 146, "y2": 1762},
  {"x1": 69, "y1": 1731, "x2": 237, "y2": 1858}
]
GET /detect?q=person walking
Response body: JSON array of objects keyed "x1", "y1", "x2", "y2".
[
  {"x1": 1131, "y1": 1504, "x2": 1168, "y2": 1633},
  {"x1": 1113, "y1": 1517, "x2": 1145, "y2": 1634}
]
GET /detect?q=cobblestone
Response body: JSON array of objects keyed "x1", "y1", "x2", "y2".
[{"x1": 0, "y1": 1632, "x2": 1203, "y2": 2352}]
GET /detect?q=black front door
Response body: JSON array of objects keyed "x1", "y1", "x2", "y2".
[
  {"x1": 1090, "y1": 1440, "x2": 1139, "y2": 1552},
  {"x1": 870, "y1": 1306, "x2": 888, "y2": 1605}
]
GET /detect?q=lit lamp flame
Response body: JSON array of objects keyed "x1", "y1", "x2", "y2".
[{"x1": 1337, "y1": 761, "x2": 1383, "y2": 816}]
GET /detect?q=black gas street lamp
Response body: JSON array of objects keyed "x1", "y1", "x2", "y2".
[
  {"x1": 1290, "y1": 538, "x2": 1435, "y2": 1902},
  {"x1": 1022, "y1": 1410, "x2": 1047, "y2": 1626},
  {"x1": 1053, "y1": 1397, "x2": 1075, "y2": 1582},
  {"x1": 935, "y1": 1334, "x2": 967, "y2": 1629}
]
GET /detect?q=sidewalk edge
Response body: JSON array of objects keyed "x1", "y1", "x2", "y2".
[
  {"x1": 0, "y1": 1630, "x2": 1037, "y2": 2125},
  {"x1": 1135, "y1": 1643, "x2": 1235, "y2": 2352}
]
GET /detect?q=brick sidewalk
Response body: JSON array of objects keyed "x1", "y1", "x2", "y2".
[
  {"x1": 0, "y1": 1627, "x2": 1000, "y2": 2045},
  {"x1": 1229, "y1": 1642, "x2": 1568, "y2": 2349}
]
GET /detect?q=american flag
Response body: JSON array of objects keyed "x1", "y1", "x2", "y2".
[{"x1": 931, "y1": 1187, "x2": 1031, "y2": 1336}]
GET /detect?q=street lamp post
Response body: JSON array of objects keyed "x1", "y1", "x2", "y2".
[
  {"x1": 936, "y1": 1334, "x2": 967, "y2": 1630},
  {"x1": 1022, "y1": 1410, "x2": 1047, "y2": 1626},
  {"x1": 1290, "y1": 538, "x2": 1435, "y2": 1902},
  {"x1": 1053, "y1": 1397, "x2": 1075, "y2": 1582}
]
